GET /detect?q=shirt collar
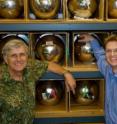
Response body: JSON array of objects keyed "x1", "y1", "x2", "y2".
[
  {"x1": 2, "y1": 64, "x2": 26, "y2": 83},
  {"x1": 114, "y1": 73, "x2": 117, "y2": 77},
  {"x1": 108, "y1": 65, "x2": 117, "y2": 77}
]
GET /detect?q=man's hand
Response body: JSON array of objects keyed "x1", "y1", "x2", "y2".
[
  {"x1": 63, "y1": 71, "x2": 76, "y2": 94},
  {"x1": 78, "y1": 33, "x2": 95, "y2": 43},
  {"x1": 48, "y1": 62, "x2": 76, "y2": 94}
]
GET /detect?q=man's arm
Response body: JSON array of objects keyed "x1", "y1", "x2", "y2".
[
  {"x1": 90, "y1": 38, "x2": 109, "y2": 76},
  {"x1": 79, "y1": 33, "x2": 108, "y2": 76},
  {"x1": 47, "y1": 62, "x2": 76, "y2": 94}
]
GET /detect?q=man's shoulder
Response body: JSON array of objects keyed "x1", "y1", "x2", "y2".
[{"x1": 27, "y1": 59, "x2": 48, "y2": 67}]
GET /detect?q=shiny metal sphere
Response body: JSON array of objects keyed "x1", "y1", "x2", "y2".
[
  {"x1": 0, "y1": 0, "x2": 23, "y2": 18},
  {"x1": 0, "y1": 34, "x2": 28, "y2": 63},
  {"x1": 108, "y1": 0, "x2": 117, "y2": 18},
  {"x1": 74, "y1": 80, "x2": 98, "y2": 105},
  {"x1": 30, "y1": 0, "x2": 60, "y2": 19},
  {"x1": 74, "y1": 35, "x2": 94, "y2": 63},
  {"x1": 67, "y1": 0, "x2": 97, "y2": 18},
  {"x1": 36, "y1": 81, "x2": 63, "y2": 106},
  {"x1": 35, "y1": 34, "x2": 65, "y2": 63}
]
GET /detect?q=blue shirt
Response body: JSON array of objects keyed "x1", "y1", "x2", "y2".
[{"x1": 90, "y1": 39, "x2": 117, "y2": 124}]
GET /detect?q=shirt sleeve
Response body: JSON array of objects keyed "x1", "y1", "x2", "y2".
[
  {"x1": 27, "y1": 59, "x2": 48, "y2": 81},
  {"x1": 90, "y1": 38, "x2": 108, "y2": 76}
]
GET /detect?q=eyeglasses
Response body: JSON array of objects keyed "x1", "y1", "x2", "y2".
[{"x1": 106, "y1": 48, "x2": 117, "y2": 55}]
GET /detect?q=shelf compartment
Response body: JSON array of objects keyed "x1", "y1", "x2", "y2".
[
  {"x1": 72, "y1": 31, "x2": 109, "y2": 69},
  {"x1": 65, "y1": 0, "x2": 104, "y2": 22},
  {"x1": 30, "y1": 32, "x2": 69, "y2": 66},
  {"x1": 105, "y1": 0, "x2": 117, "y2": 22},
  {"x1": 72, "y1": 32, "x2": 97, "y2": 68},
  {"x1": 69, "y1": 79, "x2": 104, "y2": 117},
  {"x1": 27, "y1": 0, "x2": 65, "y2": 21},
  {"x1": 0, "y1": 0, "x2": 26, "y2": 23},
  {"x1": 34, "y1": 80, "x2": 68, "y2": 118}
]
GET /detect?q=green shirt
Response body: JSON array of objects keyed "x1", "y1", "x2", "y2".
[{"x1": 0, "y1": 60, "x2": 48, "y2": 124}]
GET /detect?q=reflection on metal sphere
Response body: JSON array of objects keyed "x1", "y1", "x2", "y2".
[
  {"x1": 67, "y1": 0, "x2": 97, "y2": 18},
  {"x1": 108, "y1": 0, "x2": 117, "y2": 18},
  {"x1": 36, "y1": 80, "x2": 63, "y2": 106},
  {"x1": 35, "y1": 34, "x2": 65, "y2": 63},
  {"x1": 0, "y1": 34, "x2": 28, "y2": 63},
  {"x1": 74, "y1": 35, "x2": 95, "y2": 63},
  {"x1": 74, "y1": 80, "x2": 98, "y2": 105},
  {"x1": 0, "y1": 0, "x2": 23, "y2": 18},
  {"x1": 30, "y1": 0, "x2": 60, "y2": 19}
]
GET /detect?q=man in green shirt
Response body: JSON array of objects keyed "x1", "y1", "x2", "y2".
[{"x1": 0, "y1": 39, "x2": 76, "y2": 124}]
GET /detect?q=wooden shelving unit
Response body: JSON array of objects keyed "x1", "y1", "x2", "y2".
[{"x1": 1, "y1": 0, "x2": 117, "y2": 123}]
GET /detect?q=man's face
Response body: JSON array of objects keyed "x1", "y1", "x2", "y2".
[
  {"x1": 5, "y1": 46, "x2": 28, "y2": 73},
  {"x1": 106, "y1": 41, "x2": 117, "y2": 69}
]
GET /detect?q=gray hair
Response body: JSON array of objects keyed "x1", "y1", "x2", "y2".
[{"x1": 2, "y1": 39, "x2": 29, "y2": 58}]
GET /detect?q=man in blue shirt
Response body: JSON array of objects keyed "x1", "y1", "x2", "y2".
[{"x1": 79, "y1": 33, "x2": 117, "y2": 124}]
